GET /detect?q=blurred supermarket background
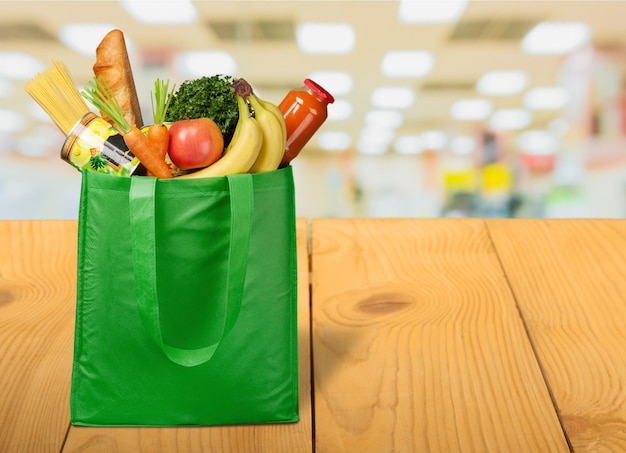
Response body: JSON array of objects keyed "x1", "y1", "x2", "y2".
[{"x1": 1, "y1": 0, "x2": 626, "y2": 219}]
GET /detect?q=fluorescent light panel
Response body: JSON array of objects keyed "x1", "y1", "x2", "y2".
[
  {"x1": 394, "y1": 135, "x2": 425, "y2": 155},
  {"x1": 0, "y1": 52, "x2": 44, "y2": 79},
  {"x1": 517, "y1": 130, "x2": 557, "y2": 155},
  {"x1": 450, "y1": 136, "x2": 476, "y2": 155},
  {"x1": 364, "y1": 110, "x2": 404, "y2": 129},
  {"x1": 522, "y1": 22, "x2": 591, "y2": 55},
  {"x1": 318, "y1": 131, "x2": 352, "y2": 151},
  {"x1": 0, "y1": 109, "x2": 26, "y2": 133},
  {"x1": 398, "y1": 0, "x2": 467, "y2": 24},
  {"x1": 59, "y1": 23, "x2": 120, "y2": 56},
  {"x1": 371, "y1": 86, "x2": 415, "y2": 109},
  {"x1": 450, "y1": 99, "x2": 493, "y2": 120},
  {"x1": 360, "y1": 127, "x2": 395, "y2": 144},
  {"x1": 476, "y1": 70, "x2": 529, "y2": 96},
  {"x1": 0, "y1": 77, "x2": 13, "y2": 96},
  {"x1": 421, "y1": 130, "x2": 447, "y2": 149},
  {"x1": 489, "y1": 108, "x2": 532, "y2": 131},
  {"x1": 382, "y1": 50, "x2": 434, "y2": 78},
  {"x1": 120, "y1": 0, "x2": 197, "y2": 24},
  {"x1": 327, "y1": 99, "x2": 352, "y2": 121},
  {"x1": 358, "y1": 127, "x2": 394, "y2": 154},
  {"x1": 524, "y1": 87, "x2": 568, "y2": 110},
  {"x1": 358, "y1": 141, "x2": 389, "y2": 155},
  {"x1": 296, "y1": 23, "x2": 355, "y2": 54}
]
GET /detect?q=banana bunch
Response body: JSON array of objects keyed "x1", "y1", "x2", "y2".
[
  {"x1": 247, "y1": 93, "x2": 287, "y2": 173},
  {"x1": 180, "y1": 79, "x2": 286, "y2": 179}
]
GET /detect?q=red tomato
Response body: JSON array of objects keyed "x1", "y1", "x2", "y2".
[{"x1": 168, "y1": 118, "x2": 224, "y2": 170}]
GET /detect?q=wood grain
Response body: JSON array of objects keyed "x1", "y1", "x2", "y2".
[
  {"x1": 487, "y1": 219, "x2": 626, "y2": 452},
  {"x1": 62, "y1": 218, "x2": 312, "y2": 453},
  {"x1": 0, "y1": 220, "x2": 77, "y2": 453},
  {"x1": 7, "y1": 217, "x2": 623, "y2": 452},
  {"x1": 310, "y1": 218, "x2": 569, "y2": 453}
]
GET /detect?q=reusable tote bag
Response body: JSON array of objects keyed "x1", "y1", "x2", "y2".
[{"x1": 70, "y1": 166, "x2": 299, "y2": 426}]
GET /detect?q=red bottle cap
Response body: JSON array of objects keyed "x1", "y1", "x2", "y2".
[{"x1": 304, "y1": 78, "x2": 335, "y2": 104}]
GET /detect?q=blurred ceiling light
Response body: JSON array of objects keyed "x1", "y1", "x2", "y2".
[
  {"x1": 476, "y1": 70, "x2": 529, "y2": 95},
  {"x1": 318, "y1": 131, "x2": 352, "y2": 151},
  {"x1": 524, "y1": 87, "x2": 569, "y2": 110},
  {"x1": 394, "y1": 135, "x2": 425, "y2": 155},
  {"x1": 120, "y1": 0, "x2": 197, "y2": 24},
  {"x1": 0, "y1": 110, "x2": 26, "y2": 133},
  {"x1": 421, "y1": 130, "x2": 447, "y2": 149},
  {"x1": 59, "y1": 23, "x2": 119, "y2": 56},
  {"x1": 371, "y1": 86, "x2": 415, "y2": 109},
  {"x1": 450, "y1": 99, "x2": 492, "y2": 120},
  {"x1": 356, "y1": 142, "x2": 389, "y2": 155},
  {"x1": 364, "y1": 110, "x2": 404, "y2": 129},
  {"x1": 307, "y1": 71, "x2": 353, "y2": 96},
  {"x1": 522, "y1": 22, "x2": 591, "y2": 55},
  {"x1": 174, "y1": 51, "x2": 237, "y2": 77},
  {"x1": 327, "y1": 99, "x2": 352, "y2": 121},
  {"x1": 0, "y1": 52, "x2": 44, "y2": 79},
  {"x1": 358, "y1": 127, "x2": 394, "y2": 154},
  {"x1": 296, "y1": 23, "x2": 355, "y2": 54},
  {"x1": 489, "y1": 108, "x2": 532, "y2": 131},
  {"x1": 398, "y1": 0, "x2": 467, "y2": 23},
  {"x1": 517, "y1": 130, "x2": 557, "y2": 155},
  {"x1": 450, "y1": 135, "x2": 476, "y2": 155},
  {"x1": 381, "y1": 50, "x2": 434, "y2": 78},
  {"x1": 358, "y1": 140, "x2": 389, "y2": 155},
  {"x1": 360, "y1": 127, "x2": 395, "y2": 144},
  {"x1": 0, "y1": 78, "x2": 13, "y2": 97}
]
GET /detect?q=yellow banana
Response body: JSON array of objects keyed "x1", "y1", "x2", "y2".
[
  {"x1": 247, "y1": 93, "x2": 287, "y2": 173},
  {"x1": 257, "y1": 96, "x2": 287, "y2": 148},
  {"x1": 180, "y1": 95, "x2": 262, "y2": 179}
]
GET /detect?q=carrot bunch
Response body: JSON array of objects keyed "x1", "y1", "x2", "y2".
[{"x1": 82, "y1": 77, "x2": 172, "y2": 179}]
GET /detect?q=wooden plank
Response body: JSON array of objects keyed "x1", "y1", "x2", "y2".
[
  {"x1": 0, "y1": 220, "x2": 77, "y2": 453},
  {"x1": 63, "y1": 218, "x2": 312, "y2": 452},
  {"x1": 487, "y1": 219, "x2": 626, "y2": 451},
  {"x1": 310, "y1": 218, "x2": 569, "y2": 452}
]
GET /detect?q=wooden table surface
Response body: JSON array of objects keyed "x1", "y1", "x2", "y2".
[{"x1": 1, "y1": 218, "x2": 625, "y2": 452}]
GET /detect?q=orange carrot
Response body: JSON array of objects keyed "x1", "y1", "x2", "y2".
[
  {"x1": 123, "y1": 127, "x2": 172, "y2": 179},
  {"x1": 149, "y1": 78, "x2": 175, "y2": 162},
  {"x1": 148, "y1": 124, "x2": 169, "y2": 162},
  {"x1": 146, "y1": 124, "x2": 169, "y2": 177}
]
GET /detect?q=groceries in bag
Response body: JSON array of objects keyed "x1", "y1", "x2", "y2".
[{"x1": 25, "y1": 28, "x2": 333, "y2": 179}]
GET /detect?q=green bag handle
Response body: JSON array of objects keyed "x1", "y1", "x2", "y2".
[{"x1": 129, "y1": 174, "x2": 253, "y2": 367}]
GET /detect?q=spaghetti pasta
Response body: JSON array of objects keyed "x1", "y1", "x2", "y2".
[{"x1": 25, "y1": 61, "x2": 91, "y2": 136}]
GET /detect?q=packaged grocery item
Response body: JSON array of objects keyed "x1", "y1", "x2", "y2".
[
  {"x1": 61, "y1": 112, "x2": 146, "y2": 176},
  {"x1": 278, "y1": 79, "x2": 334, "y2": 167}
]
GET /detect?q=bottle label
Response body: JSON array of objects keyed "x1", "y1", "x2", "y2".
[{"x1": 62, "y1": 115, "x2": 144, "y2": 176}]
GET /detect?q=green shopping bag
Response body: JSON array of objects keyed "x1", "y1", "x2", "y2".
[{"x1": 70, "y1": 166, "x2": 299, "y2": 426}]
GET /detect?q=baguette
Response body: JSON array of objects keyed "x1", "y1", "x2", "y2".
[{"x1": 93, "y1": 29, "x2": 144, "y2": 129}]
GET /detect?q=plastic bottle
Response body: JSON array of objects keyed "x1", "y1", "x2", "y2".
[{"x1": 278, "y1": 79, "x2": 334, "y2": 167}]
